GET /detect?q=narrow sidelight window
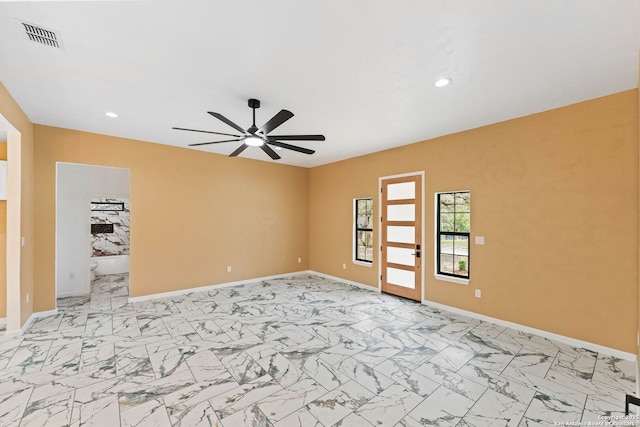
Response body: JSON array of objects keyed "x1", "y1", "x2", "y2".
[
  {"x1": 437, "y1": 192, "x2": 470, "y2": 278},
  {"x1": 354, "y1": 198, "x2": 374, "y2": 263}
]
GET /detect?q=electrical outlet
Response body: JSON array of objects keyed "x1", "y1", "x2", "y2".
[
  {"x1": 227, "y1": 266, "x2": 232, "y2": 273},
  {"x1": 342, "y1": 263, "x2": 346, "y2": 270},
  {"x1": 475, "y1": 289, "x2": 481, "y2": 298},
  {"x1": 21, "y1": 236, "x2": 26, "y2": 247},
  {"x1": 26, "y1": 293, "x2": 29, "y2": 303},
  {"x1": 475, "y1": 236, "x2": 485, "y2": 245},
  {"x1": 298, "y1": 257, "x2": 302, "y2": 263}
]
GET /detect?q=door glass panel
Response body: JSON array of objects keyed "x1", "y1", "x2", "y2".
[
  {"x1": 387, "y1": 182, "x2": 415, "y2": 200},
  {"x1": 387, "y1": 267, "x2": 415, "y2": 288},
  {"x1": 387, "y1": 247, "x2": 415, "y2": 266},
  {"x1": 387, "y1": 226, "x2": 415, "y2": 244},
  {"x1": 387, "y1": 204, "x2": 415, "y2": 221}
]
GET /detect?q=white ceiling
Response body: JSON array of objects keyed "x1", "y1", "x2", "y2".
[{"x1": 0, "y1": 1, "x2": 638, "y2": 168}]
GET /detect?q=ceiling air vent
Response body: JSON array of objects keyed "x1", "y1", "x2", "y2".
[{"x1": 19, "y1": 20, "x2": 62, "y2": 49}]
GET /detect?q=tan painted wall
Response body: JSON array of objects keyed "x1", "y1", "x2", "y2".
[
  {"x1": 4, "y1": 79, "x2": 638, "y2": 355},
  {"x1": 0, "y1": 83, "x2": 34, "y2": 326},
  {"x1": 309, "y1": 90, "x2": 639, "y2": 353},
  {"x1": 33, "y1": 125, "x2": 309, "y2": 310},
  {"x1": 0, "y1": 142, "x2": 6, "y2": 318}
]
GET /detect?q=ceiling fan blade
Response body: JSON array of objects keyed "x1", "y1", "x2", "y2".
[
  {"x1": 208, "y1": 112, "x2": 246, "y2": 134},
  {"x1": 188, "y1": 139, "x2": 243, "y2": 147},
  {"x1": 229, "y1": 143, "x2": 249, "y2": 157},
  {"x1": 260, "y1": 110, "x2": 294, "y2": 134},
  {"x1": 172, "y1": 127, "x2": 241, "y2": 138},
  {"x1": 267, "y1": 141, "x2": 315, "y2": 155},
  {"x1": 260, "y1": 143, "x2": 281, "y2": 160},
  {"x1": 267, "y1": 134, "x2": 325, "y2": 141}
]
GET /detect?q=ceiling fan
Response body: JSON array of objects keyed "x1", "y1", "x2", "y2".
[{"x1": 173, "y1": 99, "x2": 325, "y2": 160}]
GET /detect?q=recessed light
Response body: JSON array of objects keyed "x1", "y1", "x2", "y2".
[
  {"x1": 274, "y1": 146, "x2": 282, "y2": 151},
  {"x1": 434, "y1": 77, "x2": 452, "y2": 88},
  {"x1": 105, "y1": 111, "x2": 118, "y2": 118}
]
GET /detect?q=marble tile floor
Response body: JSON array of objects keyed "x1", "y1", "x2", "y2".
[{"x1": 0, "y1": 273, "x2": 636, "y2": 426}]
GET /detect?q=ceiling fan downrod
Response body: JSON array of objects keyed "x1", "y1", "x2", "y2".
[{"x1": 248, "y1": 98, "x2": 260, "y2": 134}]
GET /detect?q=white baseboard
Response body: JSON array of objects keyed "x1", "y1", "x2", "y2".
[
  {"x1": 422, "y1": 299, "x2": 636, "y2": 362},
  {"x1": 128, "y1": 270, "x2": 312, "y2": 303},
  {"x1": 297, "y1": 273, "x2": 636, "y2": 362},
  {"x1": 127, "y1": 270, "x2": 379, "y2": 304},
  {"x1": 0, "y1": 317, "x2": 6, "y2": 327},
  {"x1": 307, "y1": 274, "x2": 634, "y2": 361},
  {"x1": 308, "y1": 271, "x2": 380, "y2": 292},
  {"x1": 123, "y1": 268, "x2": 636, "y2": 363},
  {"x1": 4, "y1": 308, "x2": 59, "y2": 337}
]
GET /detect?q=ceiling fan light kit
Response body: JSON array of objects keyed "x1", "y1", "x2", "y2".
[
  {"x1": 173, "y1": 98, "x2": 325, "y2": 160},
  {"x1": 244, "y1": 136, "x2": 264, "y2": 147}
]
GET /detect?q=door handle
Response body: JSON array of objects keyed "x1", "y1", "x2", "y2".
[{"x1": 411, "y1": 252, "x2": 421, "y2": 258}]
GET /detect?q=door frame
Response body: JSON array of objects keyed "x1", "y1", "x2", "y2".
[
  {"x1": 378, "y1": 171, "x2": 425, "y2": 302},
  {"x1": 55, "y1": 162, "x2": 131, "y2": 304},
  {"x1": 1, "y1": 113, "x2": 22, "y2": 334}
]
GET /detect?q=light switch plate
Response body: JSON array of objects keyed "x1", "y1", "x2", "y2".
[{"x1": 475, "y1": 236, "x2": 484, "y2": 245}]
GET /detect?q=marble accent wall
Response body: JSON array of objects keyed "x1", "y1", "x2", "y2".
[{"x1": 91, "y1": 197, "x2": 130, "y2": 257}]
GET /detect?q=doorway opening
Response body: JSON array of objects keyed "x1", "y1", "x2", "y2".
[
  {"x1": 0, "y1": 113, "x2": 21, "y2": 334},
  {"x1": 55, "y1": 163, "x2": 131, "y2": 308}
]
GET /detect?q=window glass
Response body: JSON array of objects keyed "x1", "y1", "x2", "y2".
[{"x1": 355, "y1": 198, "x2": 374, "y2": 263}]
